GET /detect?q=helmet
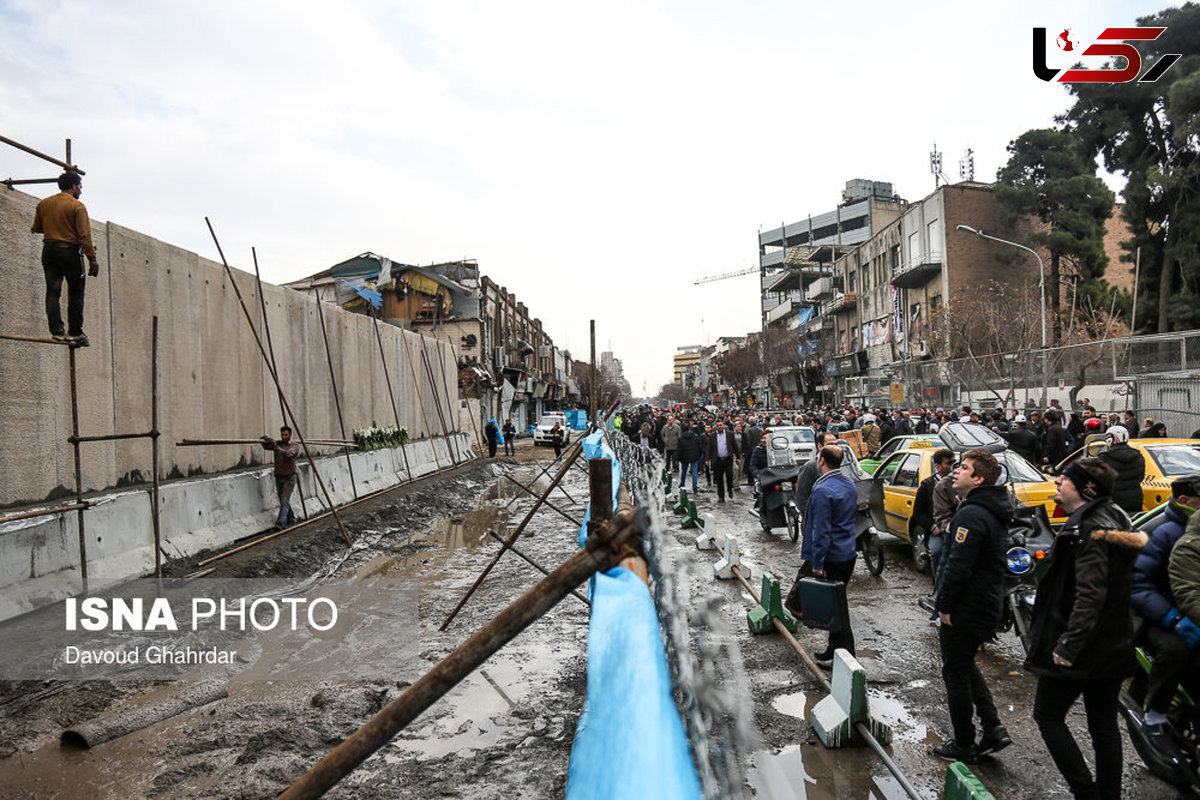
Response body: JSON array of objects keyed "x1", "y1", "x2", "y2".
[
  {"x1": 1084, "y1": 418, "x2": 1103, "y2": 431},
  {"x1": 1014, "y1": 414, "x2": 1027, "y2": 424},
  {"x1": 1105, "y1": 425, "x2": 1129, "y2": 443}
]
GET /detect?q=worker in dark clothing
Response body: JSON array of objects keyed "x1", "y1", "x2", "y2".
[
  {"x1": 31, "y1": 171, "x2": 100, "y2": 346},
  {"x1": 484, "y1": 418, "x2": 499, "y2": 458},
  {"x1": 261, "y1": 426, "x2": 301, "y2": 531},
  {"x1": 1003, "y1": 415, "x2": 1040, "y2": 465},
  {"x1": 914, "y1": 448, "x2": 956, "y2": 580},
  {"x1": 933, "y1": 448, "x2": 1013, "y2": 764},
  {"x1": 1041, "y1": 411, "x2": 1071, "y2": 467},
  {"x1": 550, "y1": 422, "x2": 565, "y2": 459},
  {"x1": 1097, "y1": 426, "x2": 1146, "y2": 515}
]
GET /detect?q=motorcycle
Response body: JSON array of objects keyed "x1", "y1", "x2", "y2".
[
  {"x1": 1119, "y1": 647, "x2": 1200, "y2": 793},
  {"x1": 995, "y1": 501, "x2": 1055, "y2": 654},
  {"x1": 751, "y1": 435, "x2": 802, "y2": 542}
]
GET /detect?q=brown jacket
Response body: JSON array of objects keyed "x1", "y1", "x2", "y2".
[{"x1": 32, "y1": 192, "x2": 97, "y2": 260}]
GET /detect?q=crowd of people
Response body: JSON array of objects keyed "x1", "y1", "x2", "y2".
[{"x1": 611, "y1": 400, "x2": 1199, "y2": 798}]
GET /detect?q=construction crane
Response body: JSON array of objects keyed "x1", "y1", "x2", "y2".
[{"x1": 693, "y1": 265, "x2": 759, "y2": 285}]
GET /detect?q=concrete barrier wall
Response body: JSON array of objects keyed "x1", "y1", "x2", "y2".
[
  {"x1": 0, "y1": 433, "x2": 471, "y2": 621},
  {"x1": 0, "y1": 187, "x2": 462, "y2": 507}
]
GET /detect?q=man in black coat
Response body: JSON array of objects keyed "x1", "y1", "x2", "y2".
[
  {"x1": 1003, "y1": 415, "x2": 1040, "y2": 465},
  {"x1": 707, "y1": 420, "x2": 741, "y2": 503},
  {"x1": 1024, "y1": 459, "x2": 1145, "y2": 800},
  {"x1": 1041, "y1": 411, "x2": 1071, "y2": 467},
  {"x1": 1096, "y1": 426, "x2": 1145, "y2": 515},
  {"x1": 933, "y1": 448, "x2": 1012, "y2": 764},
  {"x1": 676, "y1": 424, "x2": 705, "y2": 493}
]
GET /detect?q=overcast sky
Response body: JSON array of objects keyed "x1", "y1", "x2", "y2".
[{"x1": 0, "y1": 0, "x2": 1179, "y2": 394}]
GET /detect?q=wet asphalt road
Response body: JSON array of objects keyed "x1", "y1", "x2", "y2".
[{"x1": 677, "y1": 474, "x2": 1185, "y2": 799}]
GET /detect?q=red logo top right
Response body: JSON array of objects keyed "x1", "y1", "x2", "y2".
[{"x1": 1032, "y1": 27, "x2": 1181, "y2": 83}]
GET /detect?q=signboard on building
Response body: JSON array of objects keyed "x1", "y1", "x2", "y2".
[{"x1": 890, "y1": 382, "x2": 905, "y2": 405}]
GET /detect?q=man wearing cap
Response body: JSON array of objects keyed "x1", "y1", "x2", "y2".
[
  {"x1": 860, "y1": 414, "x2": 881, "y2": 453},
  {"x1": 1003, "y1": 415, "x2": 1039, "y2": 465},
  {"x1": 1130, "y1": 474, "x2": 1200, "y2": 757},
  {"x1": 1025, "y1": 458, "x2": 1145, "y2": 800},
  {"x1": 1097, "y1": 426, "x2": 1146, "y2": 515}
]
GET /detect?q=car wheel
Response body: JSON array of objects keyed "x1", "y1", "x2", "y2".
[
  {"x1": 862, "y1": 531, "x2": 884, "y2": 576},
  {"x1": 911, "y1": 534, "x2": 931, "y2": 575}
]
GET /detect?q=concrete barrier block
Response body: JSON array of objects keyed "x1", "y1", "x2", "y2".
[
  {"x1": 747, "y1": 573, "x2": 796, "y2": 634},
  {"x1": 662, "y1": 469, "x2": 673, "y2": 494},
  {"x1": 680, "y1": 499, "x2": 703, "y2": 529},
  {"x1": 714, "y1": 536, "x2": 749, "y2": 581},
  {"x1": 810, "y1": 650, "x2": 893, "y2": 749},
  {"x1": 943, "y1": 762, "x2": 995, "y2": 800},
  {"x1": 695, "y1": 513, "x2": 721, "y2": 550},
  {"x1": 673, "y1": 489, "x2": 689, "y2": 515}
]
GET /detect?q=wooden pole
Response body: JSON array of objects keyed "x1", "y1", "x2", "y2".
[
  {"x1": 151, "y1": 316, "x2": 163, "y2": 577},
  {"x1": 277, "y1": 510, "x2": 641, "y2": 800},
  {"x1": 205, "y1": 219, "x2": 349, "y2": 547},
  {"x1": 418, "y1": 335, "x2": 460, "y2": 465},
  {"x1": 370, "y1": 314, "x2": 415, "y2": 483},
  {"x1": 253, "y1": 248, "x2": 308, "y2": 520},
  {"x1": 68, "y1": 347, "x2": 87, "y2": 593},
  {"x1": 396, "y1": 327, "x2": 441, "y2": 471},
  {"x1": 314, "y1": 287, "x2": 358, "y2": 498}
]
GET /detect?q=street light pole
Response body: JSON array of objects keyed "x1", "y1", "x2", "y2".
[{"x1": 956, "y1": 224, "x2": 1049, "y2": 407}]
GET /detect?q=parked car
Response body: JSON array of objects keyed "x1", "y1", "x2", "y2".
[
  {"x1": 761, "y1": 425, "x2": 818, "y2": 464},
  {"x1": 859, "y1": 434, "x2": 943, "y2": 475},
  {"x1": 533, "y1": 413, "x2": 571, "y2": 447},
  {"x1": 868, "y1": 423, "x2": 1065, "y2": 570},
  {"x1": 1047, "y1": 438, "x2": 1200, "y2": 512}
]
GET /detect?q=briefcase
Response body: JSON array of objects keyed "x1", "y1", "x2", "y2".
[{"x1": 795, "y1": 577, "x2": 850, "y2": 634}]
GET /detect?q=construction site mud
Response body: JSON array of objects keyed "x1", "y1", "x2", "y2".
[{"x1": 0, "y1": 440, "x2": 1184, "y2": 799}]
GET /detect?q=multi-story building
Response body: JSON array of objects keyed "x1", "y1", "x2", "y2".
[
  {"x1": 828, "y1": 182, "x2": 1033, "y2": 407},
  {"x1": 673, "y1": 345, "x2": 703, "y2": 387},
  {"x1": 285, "y1": 254, "x2": 583, "y2": 432},
  {"x1": 757, "y1": 179, "x2": 908, "y2": 404}
]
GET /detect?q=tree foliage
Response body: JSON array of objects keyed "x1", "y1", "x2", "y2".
[
  {"x1": 1061, "y1": 3, "x2": 1200, "y2": 332},
  {"x1": 994, "y1": 127, "x2": 1115, "y2": 343}
]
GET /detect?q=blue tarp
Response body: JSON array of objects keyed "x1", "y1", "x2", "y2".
[{"x1": 565, "y1": 432, "x2": 701, "y2": 800}]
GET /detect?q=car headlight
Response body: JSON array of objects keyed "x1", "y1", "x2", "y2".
[{"x1": 1006, "y1": 547, "x2": 1034, "y2": 575}]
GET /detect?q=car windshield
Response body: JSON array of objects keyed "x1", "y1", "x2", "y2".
[
  {"x1": 1144, "y1": 444, "x2": 1200, "y2": 475},
  {"x1": 538, "y1": 416, "x2": 563, "y2": 426},
  {"x1": 1000, "y1": 452, "x2": 1046, "y2": 483}
]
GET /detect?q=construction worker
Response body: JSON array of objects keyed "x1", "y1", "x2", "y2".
[
  {"x1": 31, "y1": 171, "x2": 100, "y2": 346},
  {"x1": 261, "y1": 426, "x2": 300, "y2": 530}
]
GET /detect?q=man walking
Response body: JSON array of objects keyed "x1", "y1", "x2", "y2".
[
  {"x1": 707, "y1": 419, "x2": 741, "y2": 503},
  {"x1": 484, "y1": 418, "x2": 499, "y2": 458},
  {"x1": 32, "y1": 171, "x2": 100, "y2": 346},
  {"x1": 933, "y1": 448, "x2": 1012, "y2": 764},
  {"x1": 677, "y1": 422, "x2": 705, "y2": 494},
  {"x1": 661, "y1": 416, "x2": 681, "y2": 472},
  {"x1": 787, "y1": 445, "x2": 858, "y2": 670},
  {"x1": 261, "y1": 426, "x2": 301, "y2": 531},
  {"x1": 502, "y1": 419, "x2": 516, "y2": 456}
]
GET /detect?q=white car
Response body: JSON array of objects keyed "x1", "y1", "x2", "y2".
[
  {"x1": 533, "y1": 414, "x2": 571, "y2": 446},
  {"x1": 762, "y1": 425, "x2": 817, "y2": 463}
]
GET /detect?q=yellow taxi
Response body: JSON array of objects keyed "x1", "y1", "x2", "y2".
[
  {"x1": 869, "y1": 439, "x2": 1065, "y2": 559},
  {"x1": 1050, "y1": 438, "x2": 1200, "y2": 512}
]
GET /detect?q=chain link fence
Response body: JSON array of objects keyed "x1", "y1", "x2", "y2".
[{"x1": 842, "y1": 329, "x2": 1200, "y2": 423}]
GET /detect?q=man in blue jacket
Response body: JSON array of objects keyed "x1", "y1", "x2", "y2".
[
  {"x1": 792, "y1": 445, "x2": 859, "y2": 670},
  {"x1": 1131, "y1": 473, "x2": 1200, "y2": 756}
]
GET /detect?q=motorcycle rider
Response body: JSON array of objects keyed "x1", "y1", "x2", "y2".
[
  {"x1": 932, "y1": 448, "x2": 1012, "y2": 764},
  {"x1": 1097, "y1": 425, "x2": 1146, "y2": 515},
  {"x1": 1131, "y1": 474, "x2": 1200, "y2": 757},
  {"x1": 1025, "y1": 458, "x2": 1146, "y2": 800}
]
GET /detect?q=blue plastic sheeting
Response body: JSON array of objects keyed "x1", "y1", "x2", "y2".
[{"x1": 566, "y1": 432, "x2": 701, "y2": 800}]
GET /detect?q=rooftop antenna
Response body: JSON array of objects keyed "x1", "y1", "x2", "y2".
[
  {"x1": 959, "y1": 148, "x2": 975, "y2": 181},
  {"x1": 930, "y1": 143, "x2": 942, "y2": 189}
]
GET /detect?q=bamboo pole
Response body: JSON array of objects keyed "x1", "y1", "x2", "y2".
[
  {"x1": 0, "y1": 502, "x2": 89, "y2": 525},
  {"x1": 314, "y1": 287, "x2": 358, "y2": 498},
  {"x1": 151, "y1": 316, "x2": 163, "y2": 578},
  {"x1": 277, "y1": 509, "x2": 641, "y2": 800},
  {"x1": 371, "y1": 314, "x2": 416, "y2": 483},
  {"x1": 68, "y1": 347, "x2": 87, "y2": 593},
  {"x1": 418, "y1": 335, "x2": 460, "y2": 465},
  {"x1": 441, "y1": 332, "x2": 484, "y2": 455},
  {"x1": 396, "y1": 327, "x2": 441, "y2": 471},
  {"x1": 253, "y1": 248, "x2": 308, "y2": 520},
  {"x1": 485, "y1": 531, "x2": 589, "y2": 606},
  {"x1": 205, "y1": 219, "x2": 349, "y2": 547},
  {"x1": 502, "y1": 474, "x2": 581, "y2": 526}
]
